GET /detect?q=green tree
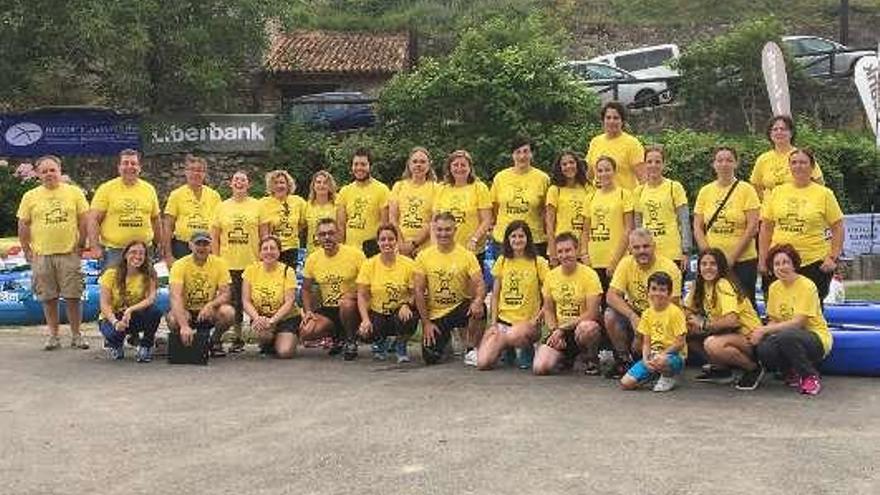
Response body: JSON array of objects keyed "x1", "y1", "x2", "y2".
[
  {"x1": 377, "y1": 14, "x2": 598, "y2": 177},
  {"x1": 674, "y1": 17, "x2": 815, "y2": 132},
  {"x1": 0, "y1": 0, "x2": 281, "y2": 113}
]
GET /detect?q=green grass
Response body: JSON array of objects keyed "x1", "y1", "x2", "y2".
[{"x1": 846, "y1": 283, "x2": 880, "y2": 302}]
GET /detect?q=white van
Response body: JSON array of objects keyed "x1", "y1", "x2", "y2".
[{"x1": 590, "y1": 44, "x2": 680, "y2": 79}]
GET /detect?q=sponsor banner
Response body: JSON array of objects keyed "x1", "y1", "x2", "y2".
[
  {"x1": 843, "y1": 213, "x2": 880, "y2": 257},
  {"x1": 143, "y1": 114, "x2": 275, "y2": 154},
  {"x1": 762, "y1": 42, "x2": 791, "y2": 118},
  {"x1": 0, "y1": 109, "x2": 140, "y2": 157},
  {"x1": 853, "y1": 53, "x2": 879, "y2": 148}
]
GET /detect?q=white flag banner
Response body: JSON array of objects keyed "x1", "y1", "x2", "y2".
[
  {"x1": 762, "y1": 42, "x2": 791, "y2": 117},
  {"x1": 853, "y1": 52, "x2": 880, "y2": 148}
]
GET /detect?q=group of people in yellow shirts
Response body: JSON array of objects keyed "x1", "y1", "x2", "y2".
[{"x1": 15, "y1": 101, "x2": 843, "y2": 396}]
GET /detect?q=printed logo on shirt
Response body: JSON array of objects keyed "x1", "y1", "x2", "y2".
[
  {"x1": 777, "y1": 198, "x2": 807, "y2": 234},
  {"x1": 644, "y1": 199, "x2": 667, "y2": 237},
  {"x1": 118, "y1": 198, "x2": 145, "y2": 228},
  {"x1": 432, "y1": 269, "x2": 458, "y2": 306},
  {"x1": 381, "y1": 282, "x2": 404, "y2": 313},
  {"x1": 558, "y1": 282, "x2": 578, "y2": 318},
  {"x1": 402, "y1": 196, "x2": 425, "y2": 230},
  {"x1": 322, "y1": 274, "x2": 345, "y2": 305},
  {"x1": 590, "y1": 206, "x2": 611, "y2": 242},
  {"x1": 228, "y1": 215, "x2": 250, "y2": 245},
  {"x1": 710, "y1": 199, "x2": 736, "y2": 235},
  {"x1": 187, "y1": 273, "x2": 212, "y2": 306},
  {"x1": 256, "y1": 286, "x2": 277, "y2": 315},
  {"x1": 43, "y1": 198, "x2": 69, "y2": 225},
  {"x1": 567, "y1": 198, "x2": 586, "y2": 232},
  {"x1": 505, "y1": 186, "x2": 530, "y2": 215},
  {"x1": 348, "y1": 197, "x2": 367, "y2": 230},
  {"x1": 502, "y1": 270, "x2": 525, "y2": 306}
]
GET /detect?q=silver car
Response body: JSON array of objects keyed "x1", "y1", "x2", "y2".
[
  {"x1": 782, "y1": 35, "x2": 876, "y2": 77},
  {"x1": 563, "y1": 61, "x2": 674, "y2": 108}
]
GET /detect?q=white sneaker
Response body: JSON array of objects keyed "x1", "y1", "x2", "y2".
[
  {"x1": 653, "y1": 375, "x2": 677, "y2": 392},
  {"x1": 463, "y1": 349, "x2": 478, "y2": 367}
]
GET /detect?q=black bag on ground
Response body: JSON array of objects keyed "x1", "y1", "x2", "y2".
[{"x1": 167, "y1": 330, "x2": 210, "y2": 365}]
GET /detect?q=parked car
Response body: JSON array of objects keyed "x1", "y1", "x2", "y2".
[
  {"x1": 782, "y1": 35, "x2": 875, "y2": 77},
  {"x1": 589, "y1": 44, "x2": 680, "y2": 78},
  {"x1": 287, "y1": 92, "x2": 376, "y2": 131},
  {"x1": 563, "y1": 61, "x2": 674, "y2": 108}
]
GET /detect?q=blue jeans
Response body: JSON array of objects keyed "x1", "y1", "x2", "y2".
[{"x1": 98, "y1": 305, "x2": 162, "y2": 348}]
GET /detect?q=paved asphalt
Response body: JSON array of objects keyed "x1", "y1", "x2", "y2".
[{"x1": 1, "y1": 325, "x2": 879, "y2": 495}]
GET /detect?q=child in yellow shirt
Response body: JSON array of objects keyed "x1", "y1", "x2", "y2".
[{"x1": 621, "y1": 271, "x2": 687, "y2": 392}]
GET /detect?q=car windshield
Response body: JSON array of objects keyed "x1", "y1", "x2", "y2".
[
  {"x1": 586, "y1": 64, "x2": 631, "y2": 80},
  {"x1": 615, "y1": 48, "x2": 675, "y2": 72}
]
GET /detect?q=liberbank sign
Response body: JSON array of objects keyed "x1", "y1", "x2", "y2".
[{"x1": 143, "y1": 114, "x2": 276, "y2": 154}]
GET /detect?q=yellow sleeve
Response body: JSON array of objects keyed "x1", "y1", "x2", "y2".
[
  {"x1": 490, "y1": 256, "x2": 504, "y2": 278},
  {"x1": 632, "y1": 186, "x2": 644, "y2": 214},
  {"x1": 630, "y1": 137, "x2": 645, "y2": 166},
  {"x1": 793, "y1": 279, "x2": 821, "y2": 318},
  {"x1": 609, "y1": 258, "x2": 629, "y2": 292},
  {"x1": 537, "y1": 257, "x2": 550, "y2": 282},
  {"x1": 91, "y1": 182, "x2": 110, "y2": 211},
  {"x1": 15, "y1": 190, "x2": 32, "y2": 219},
  {"x1": 378, "y1": 182, "x2": 391, "y2": 208},
  {"x1": 585, "y1": 268, "x2": 603, "y2": 296},
  {"x1": 75, "y1": 188, "x2": 89, "y2": 214},
  {"x1": 335, "y1": 186, "x2": 347, "y2": 207},
  {"x1": 98, "y1": 269, "x2": 115, "y2": 290},
  {"x1": 673, "y1": 307, "x2": 688, "y2": 337},
  {"x1": 693, "y1": 186, "x2": 708, "y2": 216},
  {"x1": 413, "y1": 252, "x2": 427, "y2": 275},
  {"x1": 216, "y1": 259, "x2": 232, "y2": 285},
  {"x1": 476, "y1": 182, "x2": 492, "y2": 209},
  {"x1": 242, "y1": 264, "x2": 256, "y2": 284},
  {"x1": 824, "y1": 188, "x2": 844, "y2": 225},
  {"x1": 546, "y1": 186, "x2": 559, "y2": 208},
  {"x1": 670, "y1": 260, "x2": 683, "y2": 298},
  {"x1": 636, "y1": 309, "x2": 652, "y2": 336},
  {"x1": 672, "y1": 181, "x2": 688, "y2": 208},
  {"x1": 149, "y1": 186, "x2": 160, "y2": 216},
  {"x1": 389, "y1": 181, "x2": 402, "y2": 202},
  {"x1": 715, "y1": 279, "x2": 739, "y2": 316},
  {"x1": 164, "y1": 190, "x2": 179, "y2": 216},
  {"x1": 749, "y1": 155, "x2": 764, "y2": 185},
  {"x1": 283, "y1": 265, "x2": 297, "y2": 291},
  {"x1": 466, "y1": 251, "x2": 482, "y2": 277},
  {"x1": 355, "y1": 258, "x2": 372, "y2": 286},
  {"x1": 303, "y1": 252, "x2": 316, "y2": 279},
  {"x1": 743, "y1": 183, "x2": 760, "y2": 211},
  {"x1": 760, "y1": 188, "x2": 776, "y2": 221},
  {"x1": 621, "y1": 189, "x2": 634, "y2": 212},
  {"x1": 489, "y1": 176, "x2": 499, "y2": 205},
  {"x1": 169, "y1": 261, "x2": 186, "y2": 285}
]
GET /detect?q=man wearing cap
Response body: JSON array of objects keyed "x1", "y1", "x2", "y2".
[
  {"x1": 17, "y1": 155, "x2": 91, "y2": 350},
  {"x1": 166, "y1": 231, "x2": 236, "y2": 351},
  {"x1": 89, "y1": 149, "x2": 162, "y2": 267}
]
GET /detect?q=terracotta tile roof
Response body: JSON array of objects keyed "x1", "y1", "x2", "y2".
[{"x1": 267, "y1": 30, "x2": 411, "y2": 75}]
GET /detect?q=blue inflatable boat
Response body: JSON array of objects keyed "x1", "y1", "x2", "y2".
[{"x1": 821, "y1": 329, "x2": 880, "y2": 376}]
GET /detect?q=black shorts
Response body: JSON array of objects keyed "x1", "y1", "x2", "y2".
[
  {"x1": 186, "y1": 310, "x2": 216, "y2": 332},
  {"x1": 317, "y1": 306, "x2": 344, "y2": 337},
  {"x1": 274, "y1": 315, "x2": 302, "y2": 335},
  {"x1": 432, "y1": 300, "x2": 477, "y2": 335},
  {"x1": 369, "y1": 309, "x2": 418, "y2": 339},
  {"x1": 542, "y1": 329, "x2": 581, "y2": 361}
]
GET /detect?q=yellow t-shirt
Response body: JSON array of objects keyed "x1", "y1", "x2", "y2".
[
  {"x1": 750, "y1": 148, "x2": 824, "y2": 197},
  {"x1": 16, "y1": 183, "x2": 88, "y2": 255},
  {"x1": 414, "y1": 244, "x2": 482, "y2": 320},
  {"x1": 684, "y1": 278, "x2": 760, "y2": 335},
  {"x1": 693, "y1": 180, "x2": 761, "y2": 262},
  {"x1": 585, "y1": 187, "x2": 634, "y2": 268},
  {"x1": 303, "y1": 244, "x2": 366, "y2": 307},
  {"x1": 169, "y1": 254, "x2": 231, "y2": 311},
  {"x1": 356, "y1": 255, "x2": 416, "y2": 314},
  {"x1": 432, "y1": 181, "x2": 492, "y2": 252},
  {"x1": 610, "y1": 254, "x2": 682, "y2": 314},
  {"x1": 98, "y1": 268, "x2": 150, "y2": 313},
  {"x1": 242, "y1": 262, "x2": 299, "y2": 318},
  {"x1": 585, "y1": 132, "x2": 645, "y2": 190},
  {"x1": 212, "y1": 197, "x2": 261, "y2": 271},
  {"x1": 91, "y1": 178, "x2": 160, "y2": 248},
  {"x1": 767, "y1": 275, "x2": 832, "y2": 355},
  {"x1": 490, "y1": 167, "x2": 551, "y2": 243},
  {"x1": 543, "y1": 263, "x2": 603, "y2": 324},
  {"x1": 633, "y1": 179, "x2": 688, "y2": 261},
  {"x1": 164, "y1": 185, "x2": 222, "y2": 242},
  {"x1": 491, "y1": 255, "x2": 549, "y2": 324},
  {"x1": 336, "y1": 179, "x2": 391, "y2": 248},
  {"x1": 546, "y1": 184, "x2": 593, "y2": 240},
  {"x1": 761, "y1": 183, "x2": 844, "y2": 265},
  {"x1": 390, "y1": 180, "x2": 437, "y2": 242},
  {"x1": 259, "y1": 195, "x2": 307, "y2": 251},
  {"x1": 638, "y1": 303, "x2": 688, "y2": 358},
  {"x1": 304, "y1": 201, "x2": 337, "y2": 253}
]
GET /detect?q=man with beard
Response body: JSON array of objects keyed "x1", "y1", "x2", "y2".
[
  {"x1": 336, "y1": 148, "x2": 390, "y2": 256},
  {"x1": 604, "y1": 228, "x2": 682, "y2": 378},
  {"x1": 301, "y1": 218, "x2": 366, "y2": 360}
]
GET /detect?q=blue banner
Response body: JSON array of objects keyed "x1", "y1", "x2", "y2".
[{"x1": 0, "y1": 108, "x2": 140, "y2": 157}]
